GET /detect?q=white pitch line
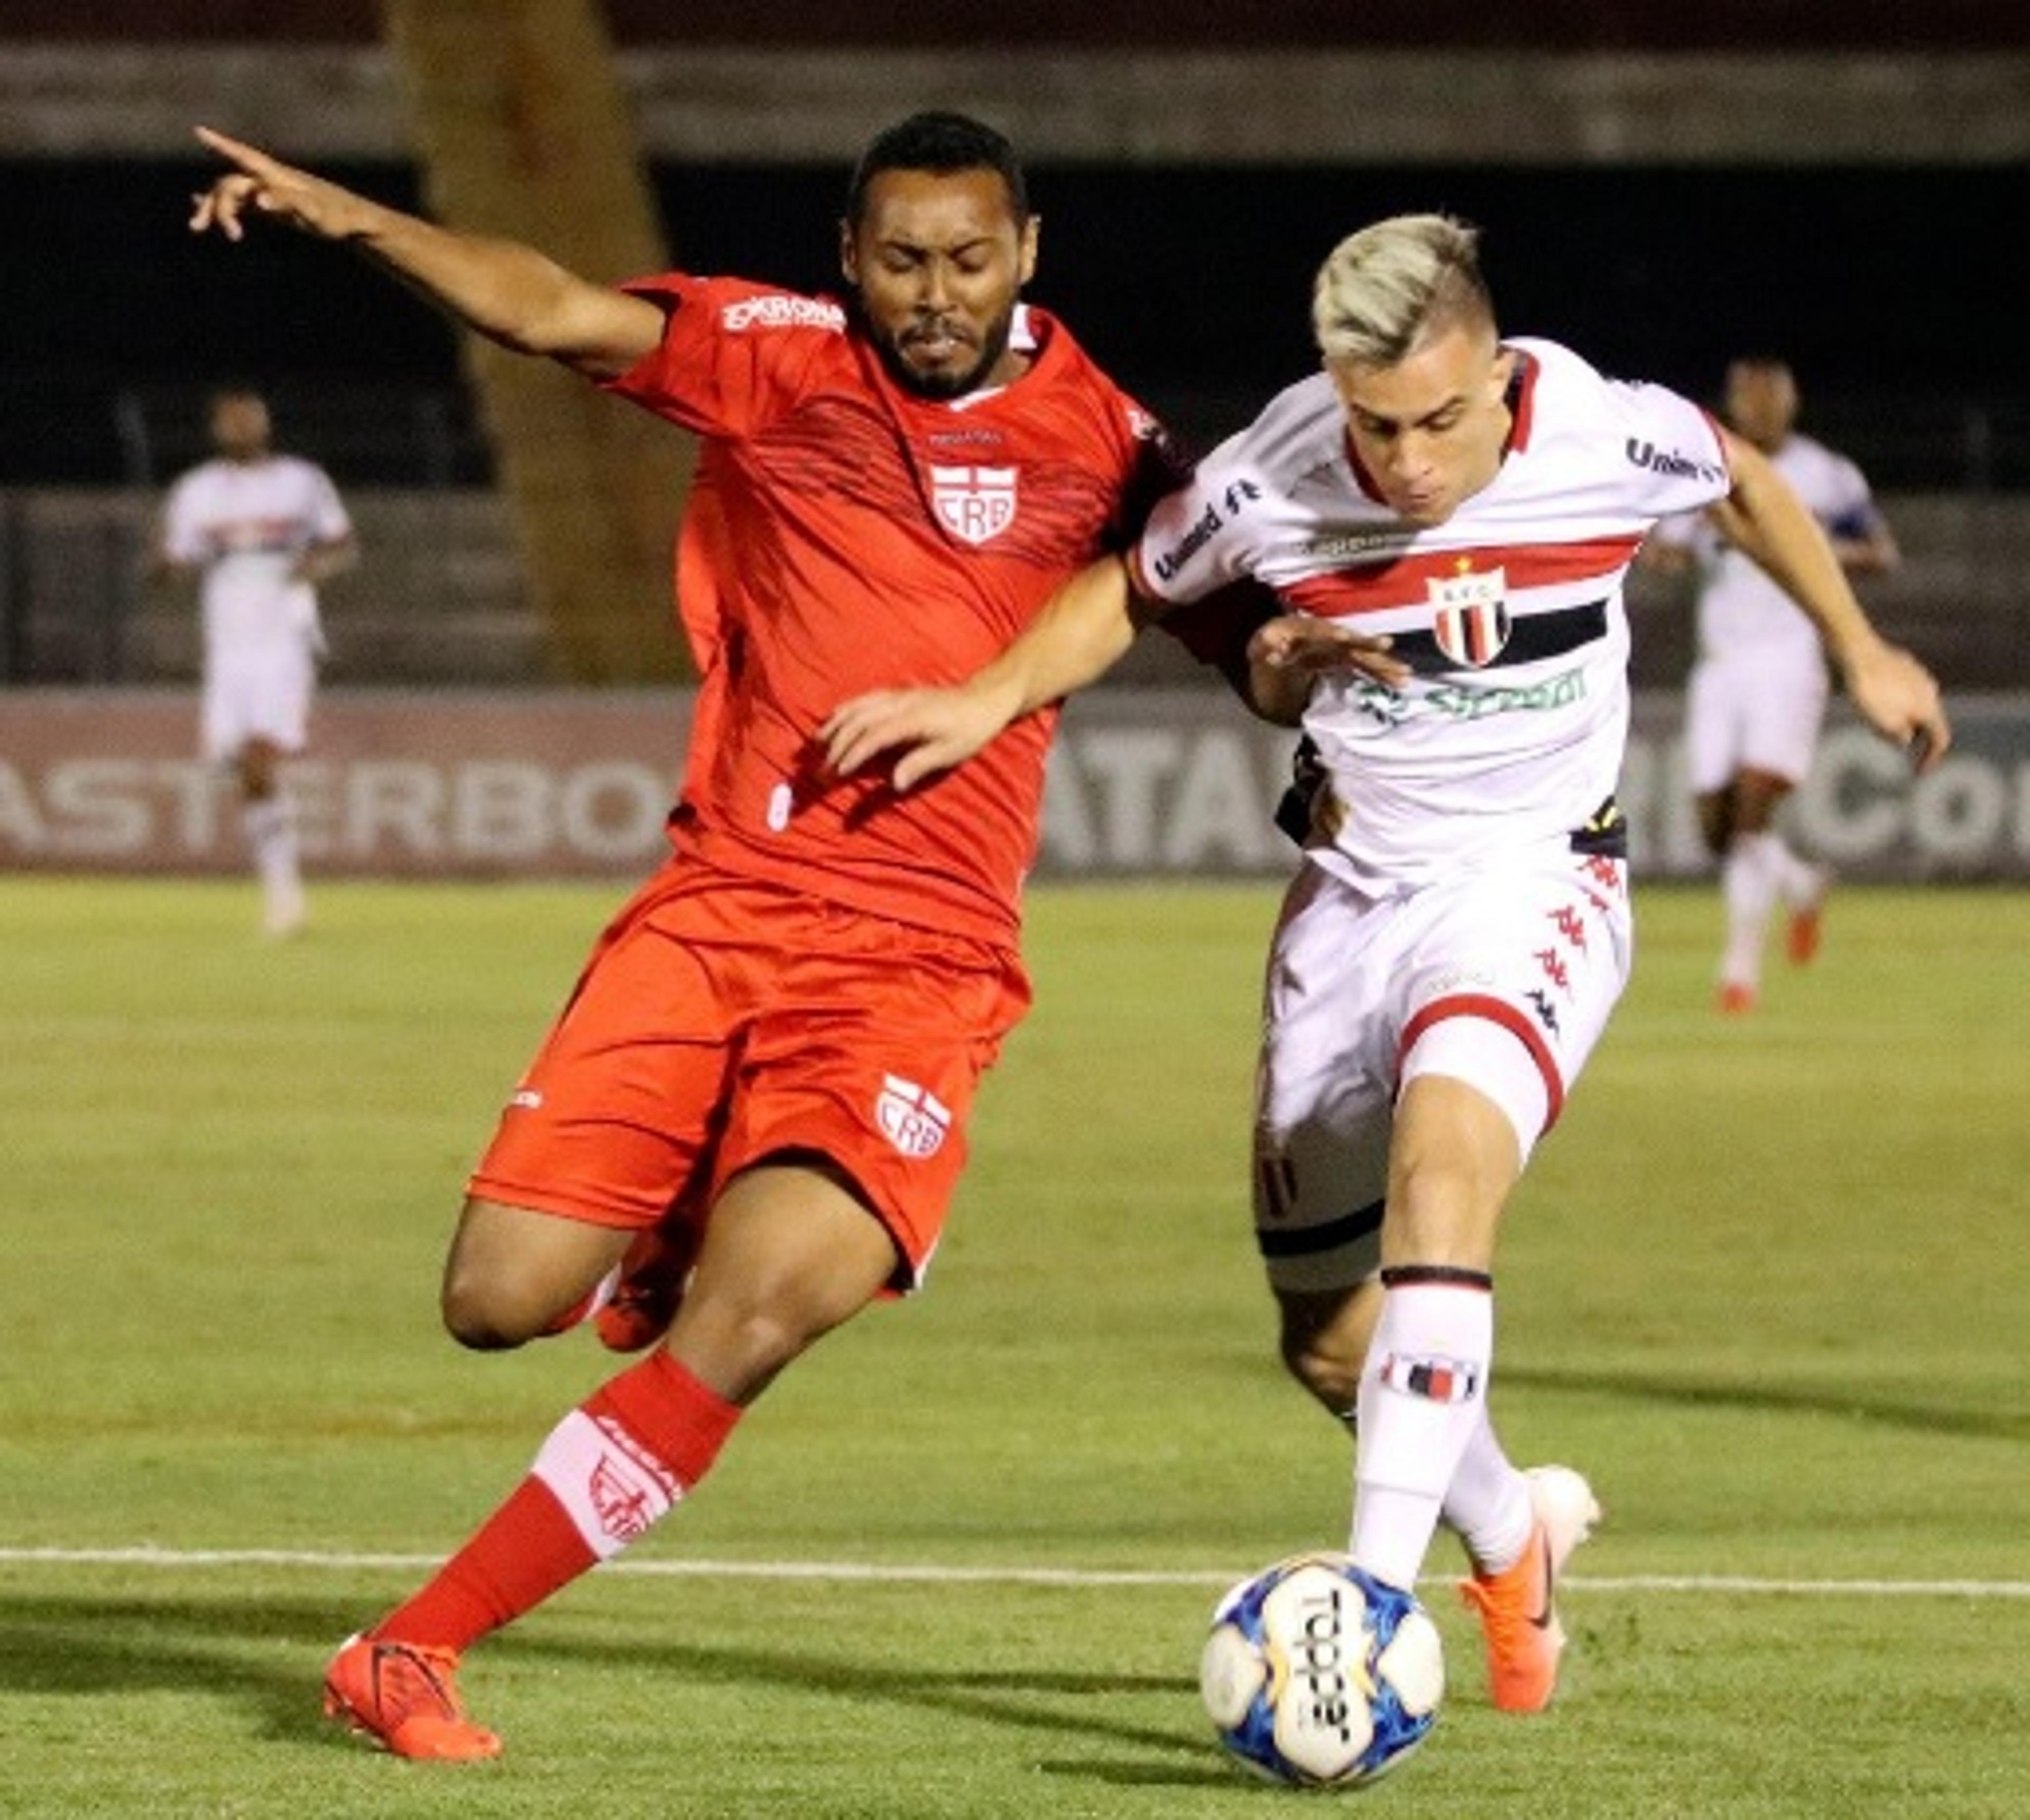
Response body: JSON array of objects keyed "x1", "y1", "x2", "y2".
[
  {"x1": 1567, "y1": 1574, "x2": 2030, "y2": 1599},
  {"x1": 1, "y1": 1547, "x2": 2026, "y2": 1599}
]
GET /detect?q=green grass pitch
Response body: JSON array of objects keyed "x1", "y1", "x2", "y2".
[{"x1": 1, "y1": 875, "x2": 2025, "y2": 1817}]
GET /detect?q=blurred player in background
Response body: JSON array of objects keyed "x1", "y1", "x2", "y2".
[
  {"x1": 150, "y1": 387, "x2": 354, "y2": 937},
  {"x1": 825, "y1": 215, "x2": 1949, "y2": 1716},
  {"x1": 1646, "y1": 358, "x2": 1902, "y2": 1013},
  {"x1": 189, "y1": 111, "x2": 1207, "y2": 1760}
]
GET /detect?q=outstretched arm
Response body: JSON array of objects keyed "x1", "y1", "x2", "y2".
[
  {"x1": 1711, "y1": 427, "x2": 1950, "y2": 768},
  {"x1": 188, "y1": 126, "x2": 665, "y2": 381},
  {"x1": 823, "y1": 556, "x2": 1409, "y2": 791},
  {"x1": 822, "y1": 555, "x2": 1147, "y2": 792}
]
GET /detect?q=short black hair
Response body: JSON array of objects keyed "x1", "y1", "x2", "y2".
[{"x1": 844, "y1": 110, "x2": 1028, "y2": 229}]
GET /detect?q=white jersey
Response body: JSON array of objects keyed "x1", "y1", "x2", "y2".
[
  {"x1": 1656, "y1": 431, "x2": 1881, "y2": 665},
  {"x1": 1134, "y1": 337, "x2": 1730, "y2": 890},
  {"x1": 161, "y1": 455, "x2": 352, "y2": 660}
]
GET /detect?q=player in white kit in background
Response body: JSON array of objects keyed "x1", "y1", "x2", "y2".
[
  {"x1": 152, "y1": 389, "x2": 355, "y2": 936},
  {"x1": 1646, "y1": 359, "x2": 1902, "y2": 1013},
  {"x1": 822, "y1": 215, "x2": 1950, "y2": 1717}
]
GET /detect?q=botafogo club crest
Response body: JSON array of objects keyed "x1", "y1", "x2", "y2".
[{"x1": 1427, "y1": 560, "x2": 1511, "y2": 667}]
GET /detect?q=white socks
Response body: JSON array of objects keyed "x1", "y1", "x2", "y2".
[
  {"x1": 243, "y1": 796, "x2": 305, "y2": 934},
  {"x1": 1441, "y1": 1406, "x2": 1535, "y2": 1575},
  {"x1": 1721, "y1": 832, "x2": 1780, "y2": 987},
  {"x1": 1351, "y1": 1280, "x2": 1494, "y2": 1590},
  {"x1": 1722, "y1": 831, "x2": 1823, "y2": 987}
]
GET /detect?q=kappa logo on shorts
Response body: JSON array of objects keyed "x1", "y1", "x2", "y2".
[
  {"x1": 876, "y1": 1073, "x2": 952, "y2": 1158},
  {"x1": 1427, "y1": 561, "x2": 1511, "y2": 668},
  {"x1": 930, "y1": 465, "x2": 1018, "y2": 546}
]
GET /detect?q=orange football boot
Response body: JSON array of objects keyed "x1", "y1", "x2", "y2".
[
  {"x1": 1458, "y1": 1466, "x2": 1601, "y2": 1714},
  {"x1": 322, "y1": 1633, "x2": 502, "y2": 1761}
]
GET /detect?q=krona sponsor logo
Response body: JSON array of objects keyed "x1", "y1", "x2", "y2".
[{"x1": 719, "y1": 294, "x2": 847, "y2": 334}]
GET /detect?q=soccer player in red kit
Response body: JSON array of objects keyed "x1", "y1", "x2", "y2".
[{"x1": 189, "y1": 112, "x2": 1191, "y2": 1760}]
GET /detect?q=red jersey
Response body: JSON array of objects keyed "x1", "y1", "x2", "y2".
[{"x1": 604, "y1": 274, "x2": 1183, "y2": 945}]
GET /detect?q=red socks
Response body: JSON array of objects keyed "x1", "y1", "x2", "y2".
[{"x1": 373, "y1": 1351, "x2": 742, "y2": 1652}]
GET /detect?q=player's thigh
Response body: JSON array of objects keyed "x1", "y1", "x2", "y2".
[
  {"x1": 1396, "y1": 847, "x2": 1633, "y2": 1166},
  {"x1": 208, "y1": 646, "x2": 311, "y2": 762},
  {"x1": 1683, "y1": 658, "x2": 1746, "y2": 798},
  {"x1": 466, "y1": 871, "x2": 742, "y2": 1233},
  {"x1": 200, "y1": 665, "x2": 246, "y2": 765},
  {"x1": 1736, "y1": 659, "x2": 1829, "y2": 787},
  {"x1": 441, "y1": 1196, "x2": 635, "y2": 1343},
  {"x1": 1253, "y1": 864, "x2": 1398, "y2": 1296},
  {"x1": 720, "y1": 928, "x2": 1029, "y2": 1292},
  {"x1": 665, "y1": 1158, "x2": 906, "y2": 1401}
]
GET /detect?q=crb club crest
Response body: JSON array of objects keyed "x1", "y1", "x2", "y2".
[
  {"x1": 930, "y1": 465, "x2": 1018, "y2": 546},
  {"x1": 586, "y1": 1417, "x2": 673, "y2": 1545},
  {"x1": 1426, "y1": 562, "x2": 1511, "y2": 667},
  {"x1": 876, "y1": 1073, "x2": 952, "y2": 1158}
]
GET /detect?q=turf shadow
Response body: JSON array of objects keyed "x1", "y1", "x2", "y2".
[
  {"x1": 0, "y1": 1585, "x2": 1222, "y2": 1784},
  {"x1": 1500, "y1": 1364, "x2": 2029, "y2": 1442}
]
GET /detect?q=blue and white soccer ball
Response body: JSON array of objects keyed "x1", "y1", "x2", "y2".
[{"x1": 1199, "y1": 1551, "x2": 1445, "y2": 1789}]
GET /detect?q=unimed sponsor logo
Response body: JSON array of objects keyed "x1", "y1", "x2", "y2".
[
  {"x1": 1149, "y1": 500, "x2": 1223, "y2": 584},
  {"x1": 1623, "y1": 437, "x2": 1727, "y2": 485}
]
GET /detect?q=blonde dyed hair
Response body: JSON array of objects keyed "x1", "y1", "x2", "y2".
[{"x1": 1312, "y1": 213, "x2": 1496, "y2": 367}]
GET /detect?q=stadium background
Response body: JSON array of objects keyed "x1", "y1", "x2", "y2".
[{"x1": 3, "y1": 2, "x2": 2027, "y2": 879}]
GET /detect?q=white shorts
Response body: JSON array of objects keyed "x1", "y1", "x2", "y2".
[
  {"x1": 201, "y1": 642, "x2": 316, "y2": 764},
  {"x1": 1252, "y1": 843, "x2": 1632, "y2": 1294},
  {"x1": 1684, "y1": 649, "x2": 1829, "y2": 796}
]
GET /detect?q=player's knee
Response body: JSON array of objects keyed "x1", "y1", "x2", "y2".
[
  {"x1": 1280, "y1": 1324, "x2": 1362, "y2": 1415},
  {"x1": 694, "y1": 1302, "x2": 814, "y2": 1394},
  {"x1": 1695, "y1": 793, "x2": 1733, "y2": 858},
  {"x1": 1277, "y1": 1289, "x2": 1373, "y2": 1418},
  {"x1": 441, "y1": 1304, "x2": 529, "y2": 1352},
  {"x1": 665, "y1": 1273, "x2": 856, "y2": 1401},
  {"x1": 439, "y1": 1272, "x2": 541, "y2": 1351}
]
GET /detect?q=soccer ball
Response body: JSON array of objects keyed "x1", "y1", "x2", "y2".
[{"x1": 1199, "y1": 1551, "x2": 1444, "y2": 1789}]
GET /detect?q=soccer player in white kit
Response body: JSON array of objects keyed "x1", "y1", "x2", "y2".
[
  {"x1": 153, "y1": 390, "x2": 355, "y2": 936},
  {"x1": 823, "y1": 215, "x2": 1949, "y2": 1715},
  {"x1": 1647, "y1": 359, "x2": 1902, "y2": 1013}
]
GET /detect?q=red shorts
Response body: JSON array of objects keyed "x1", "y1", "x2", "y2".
[{"x1": 467, "y1": 858, "x2": 1031, "y2": 1285}]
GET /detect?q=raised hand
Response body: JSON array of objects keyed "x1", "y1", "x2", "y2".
[{"x1": 188, "y1": 125, "x2": 375, "y2": 244}]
